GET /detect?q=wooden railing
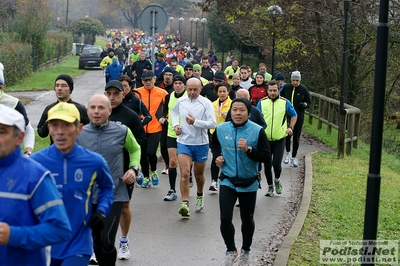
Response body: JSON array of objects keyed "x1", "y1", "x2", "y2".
[{"x1": 306, "y1": 91, "x2": 361, "y2": 158}]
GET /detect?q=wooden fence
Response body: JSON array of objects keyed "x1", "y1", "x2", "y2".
[{"x1": 306, "y1": 91, "x2": 361, "y2": 158}]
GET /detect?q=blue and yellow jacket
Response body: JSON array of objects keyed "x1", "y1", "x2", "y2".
[{"x1": 31, "y1": 144, "x2": 114, "y2": 260}]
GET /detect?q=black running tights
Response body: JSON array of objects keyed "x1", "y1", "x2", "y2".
[{"x1": 219, "y1": 185, "x2": 257, "y2": 252}]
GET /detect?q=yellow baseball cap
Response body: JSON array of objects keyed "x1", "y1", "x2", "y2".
[{"x1": 46, "y1": 102, "x2": 80, "y2": 123}]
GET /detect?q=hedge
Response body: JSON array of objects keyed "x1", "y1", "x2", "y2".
[{"x1": 0, "y1": 31, "x2": 73, "y2": 87}]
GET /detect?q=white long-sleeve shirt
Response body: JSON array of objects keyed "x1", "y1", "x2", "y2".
[{"x1": 171, "y1": 95, "x2": 216, "y2": 145}]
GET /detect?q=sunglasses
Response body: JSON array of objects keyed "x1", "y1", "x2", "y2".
[{"x1": 185, "y1": 69, "x2": 193, "y2": 71}]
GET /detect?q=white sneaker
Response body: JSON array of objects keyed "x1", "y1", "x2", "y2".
[
  {"x1": 238, "y1": 249, "x2": 250, "y2": 266},
  {"x1": 291, "y1": 157, "x2": 299, "y2": 167},
  {"x1": 117, "y1": 241, "x2": 130, "y2": 260},
  {"x1": 194, "y1": 195, "x2": 204, "y2": 212},
  {"x1": 283, "y1": 152, "x2": 291, "y2": 164},
  {"x1": 164, "y1": 189, "x2": 178, "y2": 201},
  {"x1": 209, "y1": 180, "x2": 218, "y2": 191},
  {"x1": 222, "y1": 250, "x2": 238, "y2": 266}
]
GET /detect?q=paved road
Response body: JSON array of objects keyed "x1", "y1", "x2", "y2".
[
  {"x1": 9, "y1": 70, "x2": 325, "y2": 265},
  {"x1": 9, "y1": 69, "x2": 106, "y2": 129}
]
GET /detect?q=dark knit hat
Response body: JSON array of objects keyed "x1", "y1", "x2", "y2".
[
  {"x1": 214, "y1": 71, "x2": 226, "y2": 82},
  {"x1": 173, "y1": 75, "x2": 186, "y2": 85},
  {"x1": 256, "y1": 71, "x2": 265, "y2": 78},
  {"x1": 275, "y1": 72, "x2": 285, "y2": 81},
  {"x1": 184, "y1": 63, "x2": 194, "y2": 70},
  {"x1": 231, "y1": 98, "x2": 252, "y2": 113},
  {"x1": 105, "y1": 80, "x2": 123, "y2": 91},
  {"x1": 163, "y1": 67, "x2": 175, "y2": 75},
  {"x1": 56, "y1": 74, "x2": 74, "y2": 93}
]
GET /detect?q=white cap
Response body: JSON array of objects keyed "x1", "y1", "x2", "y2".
[{"x1": 0, "y1": 104, "x2": 25, "y2": 132}]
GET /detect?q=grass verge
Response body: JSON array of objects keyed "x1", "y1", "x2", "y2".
[
  {"x1": 5, "y1": 56, "x2": 85, "y2": 91},
  {"x1": 288, "y1": 116, "x2": 400, "y2": 265},
  {"x1": 5, "y1": 38, "x2": 108, "y2": 92}
]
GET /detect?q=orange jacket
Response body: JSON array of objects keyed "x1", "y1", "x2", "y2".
[{"x1": 137, "y1": 86, "x2": 168, "y2": 133}]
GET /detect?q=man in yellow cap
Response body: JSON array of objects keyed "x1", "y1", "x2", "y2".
[{"x1": 31, "y1": 102, "x2": 115, "y2": 266}]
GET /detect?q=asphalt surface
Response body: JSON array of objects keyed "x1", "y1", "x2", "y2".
[{"x1": 8, "y1": 69, "x2": 327, "y2": 265}]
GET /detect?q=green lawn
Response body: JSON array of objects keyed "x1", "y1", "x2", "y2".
[
  {"x1": 6, "y1": 38, "x2": 108, "y2": 92},
  {"x1": 288, "y1": 116, "x2": 400, "y2": 265},
  {"x1": 6, "y1": 56, "x2": 85, "y2": 91}
]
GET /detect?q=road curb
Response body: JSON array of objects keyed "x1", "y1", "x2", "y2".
[{"x1": 274, "y1": 152, "x2": 315, "y2": 266}]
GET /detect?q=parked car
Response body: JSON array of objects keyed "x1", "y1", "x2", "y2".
[{"x1": 79, "y1": 45, "x2": 103, "y2": 69}]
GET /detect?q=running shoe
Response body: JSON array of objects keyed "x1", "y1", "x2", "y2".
[
  {"x1": 283, "y1": 152, "x2": 291, "y2": 164},
  {"x1": 238, "y1": 249, "x2": 250, "y2": 266},
  {"x1": 141, "y1": 177, "x2": 151, "y2": 188},
  {"x1": 275, "y1": 181, "x2": 283, "y2": 194},
  {"x1": 222, "y1": 250, "x2": 238, "y2": 266},
  {"x1": 291, "y1": 157, "x2": 299, "y2": 167},
  {"x1": 209, "y1": 180, "x2": 218, "y2": 191},
  {"x1": 178, "y1": 202, "x2": 190, "y2": 217},
  {"x1": 151, "y1": 171, "x2": 159, "y2": 186},
  {"x1": 161, "y1": 168, "x2": 169, "y2": 175},
  {"x1": 194, "y1": 195, "x2": 204, "y2": 212},
  {"x1": 164, "y1": 189, "x2": 178, "y2": 201},
  {"x1": 265, "y1": 185, "x2": 274, "y2": 197},
  {"x1": 136, "y1": 172, "x2": 144, "y2": 186},
  {"x1": 117, "y1": 241, "x2": 130, "y2": 260}
]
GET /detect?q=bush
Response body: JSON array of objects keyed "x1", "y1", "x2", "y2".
[
  {"x1": 0, "y1": 42, "x2": 33, "y2": 86},
  {"x1": 0, "y1": 32, "x2": 73, "y2": 87}
]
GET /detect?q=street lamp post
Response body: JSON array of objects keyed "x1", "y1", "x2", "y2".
[
  {"x1": 179, "y1": 17, "x2": 184, "y2": 35},
  {"x1": 268, "y1": 5, "x2": 283, "y2": 76},
  {"x1": 66, "y1": 0, "x2": 69, "y2": 25},
  {"x1": 340, "y1": 0, "x2": 350, "y2": 112},
  {"x1": 169, "y1": 17, "x2": 174, "y2": 33},
  {"x1": 189, "y1": 17, "x2": 194, "y2": 44},
  {"x1": 194, "y1": 18, "x2": 200, "y2": 47},
  {"x1": 201, "y1": 18, "x2": 207, "y2": 51}
]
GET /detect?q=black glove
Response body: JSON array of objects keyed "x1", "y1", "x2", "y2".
[
  {"x1": 163, "y1": 119, "x2": 169, "y2": 127},
  {"x1": 300, "y1": 102, "x2": 308, "y2": 108},
  {"x1": 88, "y1": 210, "x2": 106, "y2": 231}
]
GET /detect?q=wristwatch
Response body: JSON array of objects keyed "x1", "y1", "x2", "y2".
[
  {"x1": 246, "y1": 146, "x2": 253, "y2": 154},
  {"x1": 24, "y1": 151, "x2": 32, "y2": 156},
  {"x1": 130, "y1": 166, "x2": 139, "y2": 175}
]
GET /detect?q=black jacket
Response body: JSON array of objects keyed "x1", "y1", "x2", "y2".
[
  {"x1": 122, "y1": 92, "x2": 152, "y2": 126},
  {"x1": 37, "y1": 99, "x2": 89, "y2": 144},
  {"x1": 200, "y1": 83, "x2": 218, "y2": 102},
  {"x1": 281, "y1": 83, "x2": 311, "y2": 117}
]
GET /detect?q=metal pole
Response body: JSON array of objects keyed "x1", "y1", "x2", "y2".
[
  {"x1": 195, "y1": 22, "x2": 198, "y2": 46},
  {"x1": 340, "y1": 0, "x2": 350, "y2": 112},
  {"x1": 362, "y1": 0, "x2": 389, "y2": 265},
  {"x1": 151, "y1": 10, "x2": 158, "y2": 73},
  {"x1": 190, "y1": 22, "x2": 193, "y2": 44},
  {"x1": 271, "y1": 18, "x2": 276, "y2": 76},
  {"x1": 202, "y1": 26, "x2": 205, "y2": 51},
  {"x1": 66, "y1": 0, "x2": 69, "y2": 25},
  {"x1": 337, "y1": 0, "x2": 350, "y2": 159}
]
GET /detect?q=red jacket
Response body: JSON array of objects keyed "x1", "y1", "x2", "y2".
[{"x1": 249, "y1": 84, "x2": 267, "y2": 106}]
